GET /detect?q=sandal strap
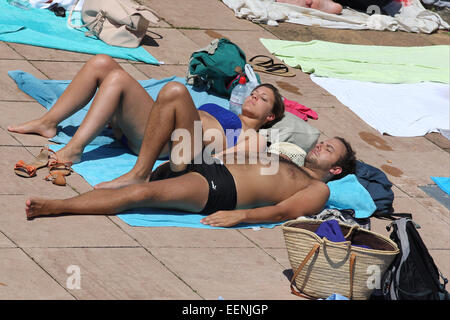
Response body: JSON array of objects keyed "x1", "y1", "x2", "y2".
[
  {"x1": 48, "y1": 160, "x2": 73, "y2": 169},
  {"x1": 44, "y1": 171, "x2": 65, "y2": 181},
  {"x1": 265, "y1": 63, "x2": 288, "y2": 72},
  {"x1": 14, "y1": 160, "x2": 36, "y2": 176},
  {"x1": 249, "y1": 55, "x2": 274, "y2": 67}
]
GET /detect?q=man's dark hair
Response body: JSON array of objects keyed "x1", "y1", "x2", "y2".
[
  {"x1": 254, "y1": 83, "x2": 285, "y2": 129},
  {"x1": 331, "y1": 136, "x2": 356, "y2": 180}
]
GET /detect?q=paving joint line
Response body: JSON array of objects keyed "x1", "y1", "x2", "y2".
[
  {"x1": 0, "y1": 230, "x2": 78, "y2": 300},
  {"x1": 105, "y1": 216, "x2": 205, "y2": 300}
]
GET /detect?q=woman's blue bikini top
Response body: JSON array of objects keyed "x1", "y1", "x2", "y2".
[{"x1": 198, "y1": 103, "x2": 242, "y2": 147}]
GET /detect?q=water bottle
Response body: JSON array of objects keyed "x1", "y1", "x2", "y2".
[{"x1": 229, "y1": 77, "x2": 248, "y2": 115}]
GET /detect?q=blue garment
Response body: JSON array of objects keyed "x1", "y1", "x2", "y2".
[
  {"x1": 355, "y1": 161, "x2": 394, "y2": 215},
  {"x1": 326, "y1": 174, "x2": 377, "y2": 219},
  {"x1": 315, "y1": 220, "x2": 371, "y2": 249},
  {"x1": 198, "y1": 103, "x2": 242, "y2": 147}
]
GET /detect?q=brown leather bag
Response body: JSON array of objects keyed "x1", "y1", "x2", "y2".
[{"x1": 68, "y1": 0, "x2": 159, "y2": 48}]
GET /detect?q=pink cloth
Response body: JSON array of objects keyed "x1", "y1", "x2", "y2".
[{"x1": 283, "y1": 98, "x2": 318, "y2": 121}]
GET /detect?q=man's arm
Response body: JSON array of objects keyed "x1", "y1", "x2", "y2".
[
  {"x1": 200, "y1": 181, "x2": 330, "y2": 227},
  {"x1": 214, "y1": 131, "x2": 267, "y2": 160}
]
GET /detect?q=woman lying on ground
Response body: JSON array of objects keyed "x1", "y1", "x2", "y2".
[{"x1": 8, "y1": 54, "x2": 285, "y2": 189}]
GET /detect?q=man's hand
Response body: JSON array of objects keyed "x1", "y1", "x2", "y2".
[{"x1": 200, "y1": 210, "x2": 246, "y2": 227}]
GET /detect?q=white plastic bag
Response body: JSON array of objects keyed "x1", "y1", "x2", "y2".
[{"x1": 245, "y1": 64, "x2": 260, "y2": 94}]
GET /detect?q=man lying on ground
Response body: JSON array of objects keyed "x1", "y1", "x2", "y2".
[{"x1": 25, "y1": 136, "x2": 356, "y2": 227}]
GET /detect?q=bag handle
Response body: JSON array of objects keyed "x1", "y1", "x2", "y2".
[
  {"x1": 349, "y1": 253, "x2": 356, "y2": 300},
  {"x1": 290, "y1": 243, "x2": 357, "y2": 300},
  {"x1": 66, "y1": 0, "x2": 103, "y2": 30},
  {"x1": 290, "y1": 243, "x2": 320, "y2": 299}
]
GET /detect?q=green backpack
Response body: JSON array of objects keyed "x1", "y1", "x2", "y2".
[{"x1": 186, "y1": 38, "x2": 247, "y2": 98}]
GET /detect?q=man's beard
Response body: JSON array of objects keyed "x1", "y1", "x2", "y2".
[{"x1": 304, "y1": 152, "x2": 319, "y2": 169}]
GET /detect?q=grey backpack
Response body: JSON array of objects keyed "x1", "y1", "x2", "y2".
[{"x1": 381, "y1": 218, "x2": 449, "y2": 300}]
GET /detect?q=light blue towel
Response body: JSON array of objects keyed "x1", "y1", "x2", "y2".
[
  {"x1": 326, "y1": 174, "x2": 377, "y2": 218},
  {"x1": 8, "y1": 70, "x2": 230, "y2": 145},
  {"x1": 9, "y1": 70, "x2": 280, "y2": 229},
  {"x1": 0, "y1": 1, "x2": 159, "y2": 64},
  {"x1": 431, "y1": 176, "x2": 450, "y2": 195}
]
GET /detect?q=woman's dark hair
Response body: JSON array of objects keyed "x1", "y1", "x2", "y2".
[
  {"x1": 331, "y1": 136, "x2": 357, "y2": 180},
  {"x1": 254, "y1": 83, "x2": 285, "y2": 129}
]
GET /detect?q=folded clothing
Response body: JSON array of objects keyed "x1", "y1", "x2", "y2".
[
  {"x1": 326, "y1": 174, "x2": 377, "y2": 219},
  {"x1": 224, "y1": 0, "x2": 449, "y2": 32},
  {"x1": 283, "y1": 98, "x2": 318, "y2": 122},
  {"x1": 315, "y1": 220, "x2": 371, "y2": 249}
]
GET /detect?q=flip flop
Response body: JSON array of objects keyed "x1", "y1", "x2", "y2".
[
  {"x1": 14, "y1": 146, "x2": 52, "y2": 178},
  {"x1": 251, "y1": 63, "x2": 296, "y2": 77},
  {"x1": 249, "y1": 55, "x2": 274, "y2": 67}
]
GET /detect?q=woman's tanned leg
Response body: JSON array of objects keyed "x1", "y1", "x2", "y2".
[
  {"x1": 94, "y1": 82, "x2": 202, "y2": 190},
  {"x1": 53, "y1": 67, "x2": 155, "y2": 164},
  {"x1": 8, "y1": 55, "x2": 122, "y2": 138}
]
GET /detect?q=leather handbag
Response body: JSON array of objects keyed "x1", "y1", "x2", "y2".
[{"x1": 68, "y1": 0, "x2": 159, "y2": 48}]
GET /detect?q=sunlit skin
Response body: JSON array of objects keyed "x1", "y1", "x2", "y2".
[
  {"x1": 276, "y1": 0, "x2": 343, "y2": 14},
  {"x1": 25, "y1": 138, "x2": 351, "y2": 228},
  {"x1": 8, "y1": 54, "x2": 279, "y2": 190}
]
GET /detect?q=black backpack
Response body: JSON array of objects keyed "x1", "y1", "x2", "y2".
[{"x1": 381, "y1": 218, "x2": 449, "y2": 300}]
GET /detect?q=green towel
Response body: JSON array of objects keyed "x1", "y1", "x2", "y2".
[{"x1": 260, "y1": 39, "x2": 450, "y2": 84}]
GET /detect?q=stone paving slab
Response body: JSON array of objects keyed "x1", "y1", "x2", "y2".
[
  {"x1": 0, "y1": 195, "x2": 138, "y2": 248},
  {"x1": 0, "y1": 248, "x2": 74, "y2": 299},
  {"x1": 0, "y1": 127, "x2": 20, "y2": 146},
  {"x1": 7, "y1": 42, "x2": 94, "y2": 62},
  {"x1": 143, "y1": 28, "x2": 202, "y2": 65},
  {"x1": 0, "y1": 42, "x2": 22, "y2": 60},
  {"x1": 0, "y1": 102, "x2": 53, "y2": 147},
  {"x1": 149, "y1": 247, "x2": 298, "y2": 300},
  {"x1": 147, "y1": 0, "x2": 261, "y2": 31},
  {"x1": 0, "y1": 60, "x2": 47, "y2": 101},
  {"x1": 0, "y1": 233, "x2": 16, "y2": 248},
  {"x1": 24, "y1": 247, "x2": 200, "y2": 299}
]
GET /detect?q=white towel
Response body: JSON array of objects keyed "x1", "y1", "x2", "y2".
[
  {"x1": 222, "y1": 0, "x2": 449, "y2": 33},
  {"x1": 310, "y1": 75, "x2": 450, "y2": 137}
]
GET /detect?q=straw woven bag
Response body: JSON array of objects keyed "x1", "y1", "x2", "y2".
[{"x1": 282, "y1": 220, "x2": 399, "y2": 300}]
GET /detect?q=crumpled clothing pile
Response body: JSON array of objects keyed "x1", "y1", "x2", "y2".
[{"x1": 223, "y1": 0, "x2": 449, "y2": 33}]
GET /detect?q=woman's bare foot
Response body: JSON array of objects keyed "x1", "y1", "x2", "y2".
[
  {"x1": 26, "y1": 198, "x2": 58, "y2": 220},
  {"x1": 8, "y1": 118, "x2": 57, "y2": 138},
  {"x1": 310, "y1": 0, "x2": 343, "y2": 14},
  {"x1": 53, "y1": 146, "x2": 83, "y2": 165},
  {"x1": 94, "y1": 171, "x2": 148, "y2": 189}
]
